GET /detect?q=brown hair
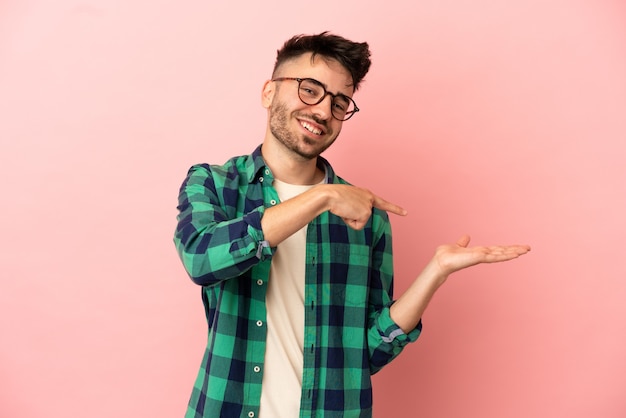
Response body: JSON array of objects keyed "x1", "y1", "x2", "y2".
[{"x1": 273, "y1": 32, "x2": 372, "y2": 91}]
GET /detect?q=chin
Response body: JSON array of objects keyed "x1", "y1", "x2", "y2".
[{"x1": 297, "y1": 139, "x2": 330, "y2": 159}]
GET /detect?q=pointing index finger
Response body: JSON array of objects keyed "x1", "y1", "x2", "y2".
[{"x1": 373, "y1": 195, "x2": 408, "y2": 216}]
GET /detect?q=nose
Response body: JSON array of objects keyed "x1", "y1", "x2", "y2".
[{"x1": 309, "y1": 93, "x2": 333, "y2": 121}]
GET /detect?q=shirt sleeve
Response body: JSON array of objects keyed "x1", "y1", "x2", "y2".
[
  {"x1": 366, "y1": 209, "x2": 422, "y2": 374},
  {"x1": 173, "y1": 164, "x2": 274, "y2": 286},
  {"x1": 368, "y1": 305, "x2": 422, "y2": 374}
]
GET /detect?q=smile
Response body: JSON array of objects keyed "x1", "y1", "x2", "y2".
[{"x1": 300, "y1": 120, "x2": 323, "y2": 135}]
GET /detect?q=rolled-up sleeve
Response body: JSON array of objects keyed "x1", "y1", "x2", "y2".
[
  {"x1": 174, "y1": 164, "x2": 274, "y2": 286},
  {"x1": 368, "y1": 305, "x2": 422, "y2": 373}
]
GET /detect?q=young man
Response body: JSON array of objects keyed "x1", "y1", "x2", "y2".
[{"x1": 174, "y1": 32, "x2": 530, "y2": 418}]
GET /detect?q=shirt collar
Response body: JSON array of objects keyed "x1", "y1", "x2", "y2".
[
  {"x1": 246, "y1": 145, "x2": 268, "y2": 183},
  {"x1": 246, "y1": 145, "x2": 337, "y2": 185}
]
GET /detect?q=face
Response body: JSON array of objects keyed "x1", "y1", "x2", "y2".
[{"x1": 263, "y1": 53, "x2": 354, "y2": 161}]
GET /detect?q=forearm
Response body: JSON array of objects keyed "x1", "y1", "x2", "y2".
[
  {"x1": 261, "y1": 185, "x2": 332, "y2": 246},
  {"x1": 390, "y1": 258, "x2": 448, "y2": 333}
]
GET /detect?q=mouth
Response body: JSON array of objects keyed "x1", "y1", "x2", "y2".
[{"x1": 299, "y1": 119, "x2": 325, "y2": 136}]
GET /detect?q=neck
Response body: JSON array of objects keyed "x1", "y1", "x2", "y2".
[{"x1": 261, "y1": 139, "x2": 325, "y2": 185}]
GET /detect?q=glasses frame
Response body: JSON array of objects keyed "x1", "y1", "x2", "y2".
[{"x1": 272, "y1": 77, "x2": 360, "y2": 121}]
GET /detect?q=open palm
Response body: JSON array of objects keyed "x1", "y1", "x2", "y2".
[{"x1": 434, "y1": 235, "x2": 531, "y2": 277}]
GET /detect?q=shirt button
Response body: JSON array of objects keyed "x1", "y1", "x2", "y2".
[
  {"x1": 257, "y1": 279, "x2": 263, "y2": 286},
  {"x1": 270, "y1": 199, "x2": 277, "y2": 205},
  {"x1": 248, "y1": 412, "x2": 255, "y2": 418},
  {"x1": 264, "y1": 169, "x2": 270, "y2": 175},
  {"x1": 259, "y1": 176, "x2": 264, "y2": 182},
  {"x1": 256, "y1": 320, "x2": 263, "y2": 327},
  {"x1": 254, "y1": 366, "x2": 261, "y2": 373}
]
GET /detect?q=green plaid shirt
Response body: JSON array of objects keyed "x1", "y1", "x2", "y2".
[{"x1": 174, "y1": 146, "x2": 421, "y2": 418}]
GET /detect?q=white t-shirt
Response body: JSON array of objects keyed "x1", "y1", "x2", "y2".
[{"x1": 259, "y1": 178, "x2": 318, "y2": 418}]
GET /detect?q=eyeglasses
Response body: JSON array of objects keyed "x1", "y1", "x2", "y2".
[{"x1": 272, "y1": 77, "x2": 360, "y2": 121}]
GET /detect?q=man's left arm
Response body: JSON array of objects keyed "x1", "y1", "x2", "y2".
[
  {"x1": 365, "y1": 214, "x2": 531, "y2": 373},
  {"x1": 389, "y1": 235, "x2": 531, "y2": 333}
]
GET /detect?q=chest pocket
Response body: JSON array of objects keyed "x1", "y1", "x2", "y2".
[{"x1": 329, "y1": 244, "x2": 372, "y2": 307}]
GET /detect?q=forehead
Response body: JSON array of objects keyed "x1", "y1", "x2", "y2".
[{"x1": 276, "y1": 53, "x2": 354, "y2": 95}]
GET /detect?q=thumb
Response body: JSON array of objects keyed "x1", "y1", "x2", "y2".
[{"x1": 456, "y1": 234, "x2": 471, "y2": 248}]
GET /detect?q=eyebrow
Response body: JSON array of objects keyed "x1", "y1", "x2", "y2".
[{"x1": 315, "y1": 78, "x2": 354, "y2": 99}]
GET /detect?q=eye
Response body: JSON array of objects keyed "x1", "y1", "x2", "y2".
[
  {"x1": 299, "y1": 79, "x2": 323, "y2": 98},
  {"x1": 300, "y1": 86, "x2": 318, "y2": 96},
  {"x1": 333, "y1": 101, "x2": 346, "y2": 112},
  {"x1": 333, "y1": 96, "x2": 350, "y2": 112}
]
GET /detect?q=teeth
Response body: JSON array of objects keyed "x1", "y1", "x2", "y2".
[{"x1": 302, "y1": 121, "x2": 322, "y2": 135}]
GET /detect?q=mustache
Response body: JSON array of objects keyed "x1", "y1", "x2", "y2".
[{"x1": 296, "y1": 112, "x2": 328, "y2": 128}]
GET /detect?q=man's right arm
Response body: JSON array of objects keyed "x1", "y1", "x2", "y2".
[
  {"x1": 261, "y1": 183, "x2": 408, "y2": 247},
  {"x1": 174, "y1": 165, "x2": 407, "y2": 285}
]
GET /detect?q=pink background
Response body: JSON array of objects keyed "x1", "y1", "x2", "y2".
[{"x1": 1, "y1": 1, "x2": 625, "y2": 417}]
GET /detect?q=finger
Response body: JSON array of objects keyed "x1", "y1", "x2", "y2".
[
  {"x1": 508, "y1": 245, "x2": 531, "y2": 254},
  {"x1": 342, "y1": 217, "x2": 366, "y2": 231},
  {"x1": 487, "y1": 244, "x2": 531, "y2": 255},
  {"x1": 483, "y1": 252, "x2": 525, "y2": 262},
  {"x1": 456, "y1": 235, "x2": 471, "y2": 248},
  {"x1": 373, "y1": 196, "x2": 407, "y2": 216},
  {"x1": 481, "y1": 245, "x2": 531, "y2": 262}
]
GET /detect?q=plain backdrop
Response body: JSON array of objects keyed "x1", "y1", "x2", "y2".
[{"x1": 1, "y1": 1, "x2": 625, "y2": 417}]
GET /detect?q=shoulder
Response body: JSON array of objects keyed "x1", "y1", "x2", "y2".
[{"x1": 185, "y1": 151, "x2": 258, "y2": 183}]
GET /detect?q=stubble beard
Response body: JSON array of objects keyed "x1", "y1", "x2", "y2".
[{"x1": 269, "y1": 100, "x2": 337, "y2": 161}]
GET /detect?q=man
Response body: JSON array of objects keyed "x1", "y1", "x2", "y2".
[{"x1": 174, "y1": 32, "x2": 530, "y2": 418}]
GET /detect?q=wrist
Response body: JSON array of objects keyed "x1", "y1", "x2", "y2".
[
  {"x1": 423, "y1": 257, "x2": 450, "y2": 289},
  {"x1": 315, "y1": 183, "x2": 336, "y2": 213}
]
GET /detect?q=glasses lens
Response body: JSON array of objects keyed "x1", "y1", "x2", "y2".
[
  {"x1": 298, "y1": 79, "x2": 324, "y2": 105},
  {"x1": 331, "y1": 95, "x2": 355, "y2": 120},
  {"x1": 298, "y1": 78, "x2": 357, "y2": 121}
]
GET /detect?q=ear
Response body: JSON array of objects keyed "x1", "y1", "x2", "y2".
[{"x1": 261, "y1": 79, "x2": 275, "y2": 109}]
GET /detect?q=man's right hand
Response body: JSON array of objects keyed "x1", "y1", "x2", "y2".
[{"x1": 323, "y1": 184, "x2": 407, "y2": 230}]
